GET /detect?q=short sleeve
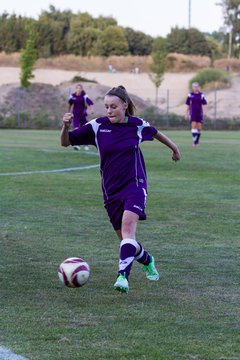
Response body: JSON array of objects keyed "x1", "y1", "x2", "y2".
[
  {"x1": 68, "y1": 95, "x2": 74, "y2": 105},
  {"x1": 201, "y1": 94, "x2": 207, "y2": 105},
  {"x1": 85, "y1": 95, "x2": 94, "y2": 106},
  {"x1": 69, "y1": 123, "x2": 96, "y2": 146},
  {"x1": 141, "y1": 123, "x2": 158, "y2": 142},
  {"x1": 186, "y1": 94, "x2": 191, "y2": 105}
]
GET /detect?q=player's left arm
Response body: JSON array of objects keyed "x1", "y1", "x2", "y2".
[
  {"x1": 201, "y1": 94, "x2": 207, "y2": 117},
  {"x1": 202, "y1": 104, "x2": 207, "y2": 117},
  {"x1": 87, "y1": 105, "x2": 94, "y2": 115},
  {"x1": 86, "y1": 96, "x2": 94, "y2": 115},
  {"x1": 153, "y1": 131, "x2": 180, "y2": 162}
]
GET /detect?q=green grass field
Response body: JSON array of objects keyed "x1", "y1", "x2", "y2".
[{"x1": 0, "y1": 129, "x2": 239, "y2": 360}]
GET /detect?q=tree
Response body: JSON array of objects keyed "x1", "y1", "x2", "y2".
[
  {"x1": 124, "y1": 27, "x2": 153, "y2": 55},
  {"x1": 20, "y1": 25, "x2": 37, "y2": 88},
  {"x1": 205, "y1": 36, "x2": 224, "y2": 63},
  {"x1": 205, "y1": 31, "x2": 225, "y2": 44},
  {"x1": 36, "y1": 5, "x2": 72, "y2": 56},
  {"x1": 166, "y1": 27, "x2": 211, "y2": 56},
  {"x1": 149, "y1": 39, "x2": 168, "y2": 105},
  {"x1": 94, "y1": 16, "x2": 117, "y2": 30},
  {"x1": 66, "y1": 13, "x2": 100, "y2": 55},
  {"x1": 219, "y1": 0, "x2": 240, "y2": 56},
  {"x1": 188, "y1": 28, "x2": 212, "y2": 56},
  {"x1": 0, "y1": 13, "x2": 32, "y2": 53},
  {"x1": 69, "y1": 12, "x2": 94, "y2": 30},
  {"x1": 93, "y1": 26, "x2": 129, "y2": 56},
  {"x1": 67, "y1": 27, "x2": 100, "y2": 56}
]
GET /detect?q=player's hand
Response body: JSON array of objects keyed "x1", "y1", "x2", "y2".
[
  {"x1": 89, "y1": 107, "x2": 94, "y2": 115},
  {"x1": 63, "y1": 113, "x2": 73, "y2": 128},
  {"x1": 172, "y1": 147, "x2": 181, "y2": 162}
]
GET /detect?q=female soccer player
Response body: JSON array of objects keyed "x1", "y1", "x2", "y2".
[
  {"x1": 68, "y1": 83, "x2": 94, "y2": 150},
  {"x1": 185, "y1": 82, "x2": 207, "y2": 147},
  {"x1": 61, "y1": 85, "x2": 180, "y2": 293}
]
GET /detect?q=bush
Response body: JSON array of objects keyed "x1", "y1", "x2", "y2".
[
  {"x1": 203, "y1": 117, "x2": 240, "y2": 130},
  {"x1": 139, "y1": 106, "x2": 240, "y2": 130},
  {"x1": 189, "y1": 68, "x2": 230, "y2": 89},
  {"x1": 0, "y1": 112, "x2": 60, "y2": 129},
  {"x1": 0, "y1": 115, "x2": 19, "y2": 128},
  {"x1": 214, "y1": 58, "x2": 240, "y2": 72},
  {"x1": 71, "y1": 75, "x2": 97, "y2": 83},
  {"x1": 139, "y1": 106, "x2": 187, "y2": 129}
]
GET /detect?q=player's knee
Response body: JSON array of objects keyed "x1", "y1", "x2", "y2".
[{"x1": 121, "y1": 218, "x2": 135, "y2": 237}]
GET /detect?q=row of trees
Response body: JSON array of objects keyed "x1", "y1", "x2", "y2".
[
  {"x1": 0, "y1": 4, "x2": 235, "y2": 59},
  {"x1": 219, "y1": 0, "x2": 240, "y2": 57},
  {"x1": 0, "y1": 6, "x2": 152, "y2": 57}
]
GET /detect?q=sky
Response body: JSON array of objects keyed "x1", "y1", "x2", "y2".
[{"x1": 1, "y1": 0, "x2": 224, "y2": 37}]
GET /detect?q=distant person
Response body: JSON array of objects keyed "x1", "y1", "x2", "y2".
[
  {"x1": 225, "y1": 64, "x2": 231, "y2": 72},
  {"x1": 108, "y1": 64, "x2": 113, "y2": 73},
  {"x1": 61, "y1": 85, "x2": 180, "y2": 293},
  {"x1": 185, "y1": 82, "x2": 207, "y2": 147},
  {"x1": 134, "y1": 67, "x2": 140, "y2": 74},
  {"x1": 68, "y1": 84, "x2": 94, "y2": 151}
]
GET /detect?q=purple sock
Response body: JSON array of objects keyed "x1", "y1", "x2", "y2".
[
  {"x1": 135, "y1": 242, "x2": 151, "y2": 266},
  {"x1": 196, "y1": 131, "x2": 201, "y2": 143},
  {"x1": 118, "y1": 238, "x2": 138, "y2": 279}
]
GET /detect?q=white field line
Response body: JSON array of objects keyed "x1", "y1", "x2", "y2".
[
  {"x1": 0, "y1": 164, "x2": 99, "y2": 176},
  {"x1": 40, "y1": 149, "x2": 99, "y2": 156},
  {"x1": 0, "y1": 154, "x2": 99, "y2": 359},
  {"x1": 0, "y1": 346, "x2": 29, "y2": 360}
]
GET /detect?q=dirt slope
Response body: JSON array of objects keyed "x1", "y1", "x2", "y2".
[{"x1": 0, "y1": 67, "x2": 239, "y2": 119}]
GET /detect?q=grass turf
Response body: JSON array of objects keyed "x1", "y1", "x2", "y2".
[{"x1": 0, "y1": 129, "x2": 239, "y2": 360}]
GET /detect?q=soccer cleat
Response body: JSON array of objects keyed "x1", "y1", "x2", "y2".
[
  {"x1": 73, "y1": 145, "x2": 81, "y2": 151},
  {"x1": 114, "y1": 273, "x2": 129, "y2": 293},
  {"x1": 143, "y1": 256, "x2": 160, "y2": 281}
]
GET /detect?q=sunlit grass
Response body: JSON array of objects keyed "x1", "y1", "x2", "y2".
[{"x1": 0, "y1": 129, "x2": 239, "y2": 360}]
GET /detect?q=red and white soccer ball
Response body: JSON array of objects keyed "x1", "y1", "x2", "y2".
[{"x1": 58, "y1": 257, "x2": 90, "y2": 288}]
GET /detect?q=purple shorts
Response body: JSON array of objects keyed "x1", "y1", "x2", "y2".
[
  {"x1": 73, "y1": 114, "x2": 87, "y2": 128},
  {"x1": 189, "y1": 113, "x2": 203, "y2": 123},
  {"x1": 104, "y1": 187, "x2": 148, "y2": 231}
]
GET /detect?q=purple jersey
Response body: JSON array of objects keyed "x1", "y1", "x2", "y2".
[
  {"x1": 68, "y1": 93, "x2": 93, "y2": 116},
  {"x1": 69, "y1": 116, "x2": 158, "y2": 200},
  {"x1": 186, "y1": 92, "x2": 207, "y2": 120}
]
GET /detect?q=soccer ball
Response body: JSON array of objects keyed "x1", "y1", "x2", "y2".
[{"x1": 58, "y1": 257, "x2": 90, "y2": 288}]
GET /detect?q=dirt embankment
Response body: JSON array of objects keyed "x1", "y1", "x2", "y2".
[
  {"x1": 2, "y1": 51, "x2": 240, "y2": 72},
  {"x1": 0, "y1": 74, "x2": 151, "y2": 125},
  {"x1": 0, "y1": 52, "x2": 210, "y2": 73},
  {"x1": 0, "y1": 67, "x2": 194, "y2": 105},
  {"x1": 0, "y1": 65, "x2": 240, "y2": 120}
]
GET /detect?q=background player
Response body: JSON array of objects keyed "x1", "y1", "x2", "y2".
[
  {"x1": 61, "y1": 85, "x2": 180, "y2": 293},
  {"x1": 68, "y1": 83, "x2": 94, "y2": 151},
  {"x1": 185, "y1": 82, "x2": 207, "y2": 147}
]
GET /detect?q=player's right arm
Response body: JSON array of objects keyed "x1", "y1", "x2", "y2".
[
  {"x1": 185, "y1": 105, "x2": 190, "y2": 121},
  {"x1": 68, "y1": 95, "x2": 73, "y2": 113},
  {"x1": 153, "y1": 131, "x2": 180, "y2": 162},
  {"x1": 185, "y1": 94, "x2": 191, "y2": 121},
  {"x1": 61, "y1": 112, "x2": 72, "y2": 147}
]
